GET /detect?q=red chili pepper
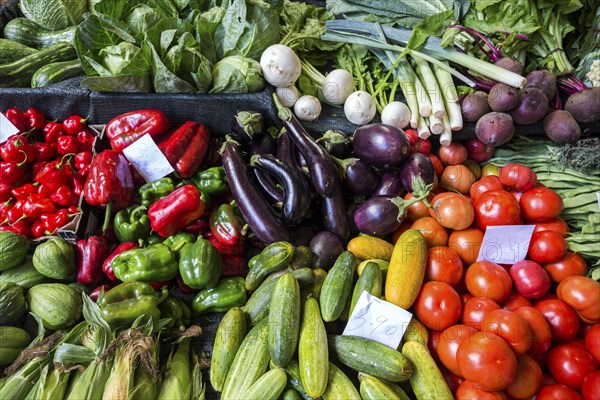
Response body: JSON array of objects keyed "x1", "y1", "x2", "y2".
[
  {"x1": 37, "y1": 184, "x2": 54, "y2": 198},
  {"x1": 23, "y1": 194, "x2": 56, "y2": 221},
  {"x1": 147, "y1": 184, "x2": 206, "y2": 237},
  {"x1": 183, "y1": 219, "x2": 208, "y2": 235},
  {"x1": 57, "y1": 135, "x2": 79, "y2": 155},
  {"x1": 90, "y1": 284, "x2": 114, "y2": 302},
  {"x1": 32, "y1": 142, "x2": 56, "y2": 162},
  {"x1": 205, "y1": 231, "x2": 245, "y2": 255},
  {"x1": 43, "y1": 121, "x2": 64, "y2": 143},
  {"x1": 106, "y1": 109, "x2": 170, "y2": 153},
  {"x1": 32, "y1": 162, "x2": 46, "y2": 176},
  {"x1": 221, "y1": 255, "x2": 248, "y2": 278},
  {"x1": 25, "y1": 108, "x2": 45, "y2": 131},
  {"x1": 0, "y1": 220, "x2": 30, "y2": 237},
  {"x1": 12, "y1": 183, "x2": 39, "y2": 200},
  {"x1": 102, "y1": 241, "x2": 138, "y2": 281},
  {"x1": 158, "y1": 121, "x2": 210, "y2": 178},
  {"x1": 76, "y1": 235, "x2": 111, "y2": 286},
  {"x1": 31, "y1": 220, "x2": 48, "y2": 239},
  {"x1": 0, "y1": 184, "x2": 13, "y2": 203},
  {"x1": 176, "y1": 275, "x2": 197, "y2": 294},
  {"x1": 71, "y1": 174, "x2": 85, "y2": 197},
  {"x1": 0, "y1": 134, "x2": 34, "y2": 164},
  {"x1": 50, "y1": 186, "x2": 78, "y2": 207},
  {"x1": 77, "y1": 129, "x2": 96, "y2": 152},
  {"x1": 0, "y1": 199, "x2": 13, "y2": 221},
  {"x1": 40, "y1": 208, "x2": 79, "y2": 234},
  {"x1": 3, "y1": 108, "x2": 26, "y2": 132},
  {"x1": 0, "y1": 160, "x2": 27, "y2": 185},
  {"x1": 63, "y1": 115, "x2": 88, "y2": 135},
  {"x1": 6, "y1": 200, "x2": 25, "y2": 224},
  {"x1": 34, "y1": 155, "x2": 74, "y2": 191},
  {"x1": 74, "y1": 151, "x2": 93, "y2": 170}
]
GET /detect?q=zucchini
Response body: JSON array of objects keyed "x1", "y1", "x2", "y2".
[
  {"x1": 299, "y1": 297, "x2": 328, "y2": 398},
  {"x1": 348, "y1": 236, "x2": 394, "y2": 261},
  {"x1": 210, "y1": 307, "x2": 246, "y2": 392},
  {"x1": 386, "y1": 229, "x2": 427, "y2": 309},
  {"x1": 319, "y1": 251, "x2": 357, "y2": 322},
  {"x1": 322, "y1": 362, "x2": 361, "y2": 400},
  {"x1": 359, "y1": 374, "x2": 410, "y2": 400},
  {"x1": 3, "y1": 18, "x2": 76, "y2": 49},
  {"x1": 401, "y1": 340, "x2": 453, "y2": 400},
  {"x1": 31, "y1": 59, "x2": 83, "y2": 88},
  {"x1": 0, "y1": 39, "x2": 36, "y2": 64},
  {"x1": 268, "y1": 273, "x2": 300, "y2": 367},
  {"x1": 348, "y1": 261, "x2": 382, "y2": 317},
  {"x1": 245, "y1": 241, "x2": 295, "y2": 291},
  {"x1": 0, "y1": 42, "x2": 76, "y2": 88},
  {"x1": 282, "y1": 389, "x2": 303, "y2": 400},
  {"x1": 328, "y1": 335, "x2": 413, "y2": 382},
  {"x1": 244, "y1": 368, "x2": 287, "y2": 400}
]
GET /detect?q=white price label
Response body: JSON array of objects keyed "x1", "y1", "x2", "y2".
[
  {"x1": 122, "y1": 134, "x2": 174, "y2": 182},
  {"x1": 0, "y1": 113, "x2": 21, "y2": 144},
  {"x1": 343, "y1": 291, "x2": 413, "y2": 349},
  {"x1": 477, "y1": 225, "x2": 536, "y2": 264}
]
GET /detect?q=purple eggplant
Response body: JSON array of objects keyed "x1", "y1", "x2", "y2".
[
  {"x1": 352, "y1": 123, "x2": 409, "y2": 168},
  {"x1": 333, "y1": 157, "x2": 379, "y2": 196},
  {"x1": 309, "y1": 231, "x2": 344, "y2": 270},
  {"x1": 372, "y1": 169, "x2": 406, "y2": 197},
  {"x1": 254, "y1": 169, "x2": 284, "y2": 205},
  {"x1": 250, "y1": 133, "x2": 276, "y2": 156},
  {"x1": 231, "y1": 111, "x2": 264, "y2": 145},
  {"x1": 321, "y1": 184, "x2": 350, "y2": 240},
  {"x1": 316, "y1": 130, "x2": 352, "y2": 158},
  {"x1": 277, "y1": 130, "x2": 301, "y2": 170},
  {"x1": 291, "y1": 225, "x2": 316, "y2": 247},
  {"x1": 400, "y1": 153, "x2": 435, "y2": 192}
]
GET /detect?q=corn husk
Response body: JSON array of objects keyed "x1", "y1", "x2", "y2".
[
  {"x1": 40, "y1": 367, "x2": 71, "y2": 400},
  {"x1": 191, "y1": 353, "x2": 206, "y2": 400},
  {"x1": 157, "y1": 339, "x2": 191, "y2": 400},
  {"x1": 131, "y1": 335, "x2": 160, "y2": 400}
]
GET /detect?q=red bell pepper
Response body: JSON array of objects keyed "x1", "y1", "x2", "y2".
[
  {"x1": 12, "y1": 183, "x2": 39, "y2": 200},
  {"x1": 102, "y1": 241, "x2": 138, "y2": 281},
  {"x1": 76, "y1": 236, "x2": 111, "y2": 286},
  {"x1": 209, "y1": 203, "x2": 245, "y2": 246},
  {"x1": 57, "y1": 135, "x2": 79, "y2": 155},
  {"x1": 3, "y1": 108, "x2": 26, "y2": 132},
  {"x1": 50, "y1": 186, "x2": 78, "y2": 207},
  {"x1": 6, "y1": 200, "x2": 25, "y2": 224},
  {"x1": 74, "y1": 151, "x2": 93, "y2": 171},
  {"x1": 176, "y1": 274, "x2": 197, "y2": 294},
  {"x1": 221, "y1": 255, "x2": 248, "y2": 278},
  {"x1": 1, "y1": 134, "x2": 34, "y2": 164},
  {"x1": 106, "y1": 109, "x2": 170, "y2": 153},
  {"x1": 0, "y1": 220, "x2": 30, "y2": 237},
  {"x1": 25, "y1": 108, "x2": 45, "y2": 131},
  {"x1": 183, "y1": 219, "x2": 208, "y2": 235},
  {"x1": 77, "y1": 129, "x2": 96, "y2": 152},
  {"x1": 83, "y1": 150, "x2": 134, "y2": 232},
  {"x1": 71, "y1": 174, "x2": 85, "y2": 197},
  {"x1": 33, "y1": 142, "x2": 56, "y2": 162},
  {"x1": 147, "y1": 184, "x2": 206, "y2": 237},
  {"x1": 34, "y1": 154, "x2": 73, "y2": 191},
  {"x1": 43, "y1": 121, "x2": 64, "y2": 143},
  {"x1": 205, "y1": 231, "x2": 245, "y2": 255},
  {"x1": 90, "y1": 284, "x2": 114, "y2": 302},
  {"x1": 158, "y1": 121, "x2": 210, "y2": 178},
  {"x1": 0, "y1": 161, "x2": 26, "y2": 185},
  {"x1": 0, "y1": 184, "x2": 13, "y2": 203},
  {"x1": 63, "y1": 115, "x2": 88, "y2": 135},
  {"x1": 23, "y1": 194, "x2": 56, "y2": 221},
  {"x1": 37, "y1": 184, "x2": 54, "y2": 198}
]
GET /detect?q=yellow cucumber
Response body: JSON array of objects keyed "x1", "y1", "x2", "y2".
[
  {"x1": 319, "y1": 251, "x2": 357, "y2": 322},
  {"x1": 348, "y1": 261, "x2": 382, "y2": 317},
  {"x1": 348, "y1": 236, "x2": 394, "y2": 261},
  {"x1": 322, "y1": 362, "x2": 361, "y2": 400},
  {"x1": 357, "y1": 259, "x2": 389, "y2": 277},
  {"x1": 299, "y1": 297, "x2": 328, "y2": 398},
  {"x1": 271, "y1": 359, "x2": 313, "y2": 400},
  {"x1": 243, "y1": 368, "x2": 287, "y2": 400},
  {"x1": 209, "y1": 307, "x2": 246, "y2": 392},
  {"x1": 359, "y1": 374, "x2": 410, "y2": 400},
  {"x1": 268, "y1": 273, "x2": 300, "y2": 367},
  {"x1": 401, "y1": 340, "x2": 453, "y2": 400}
]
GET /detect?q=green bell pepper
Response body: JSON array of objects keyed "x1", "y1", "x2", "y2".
[
  {"x1": 138, "y1": 177, "x2": 175, "y2": 207},
  {"x1": 113, "y1": 204, "x2": 151, "y2": 243},
  {"x1": 98, "y1": 282, "x2": 168, "y2": 327},
  {"x1": 111, "y1": 244, "x2": 178, "y2": 282},
  {"x1": 191, "y1": 277, "x2": 246, "y2": 315},
  {"x1": 159, "y1": 297, "x2": 191, "y2": 332},
  {"x1": 143, "y1": 234, "x2": 165, "y2": 247},
  {"x1": 179, "y1": 237, "x2": 221, "y2": 289},
  {"x1": 191, "y1": 166, "x2": 228, "y2": 195},
  {"x1": 163, "y1": 232, "x2": 196, "y2": 254}
]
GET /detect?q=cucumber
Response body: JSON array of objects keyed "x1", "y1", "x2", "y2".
[
  {"x1": 210, "y1": 307, "x2": 246, "y2": 392},
  {"x1": 319, "y1": 251, "x2": 357, "y2": 322},
  {"x1": 289, "y1": 246, "x2": 314, "y2": 269},
  {"x1": 359, "y1": 374, "x2": 410, "y2": 400},
  {"x1": 322, "y1": 362, "x2": 361, "y2": 400},
  {"x1": 244, "y1": 368, "x2": 287, "y2": 400},
  {"x1": 272, "y1": 359, "x2": 313, "y2": 400},
  {"x1": 328, "y1": 335, "x2": 413, "y2": 382},
  {"x1": 268, "y1": 273, "x2": 300, "y2": 367},
  {"x1": 357, "y1": 259, "x2": 389, "y2": 278},
  {"x1": 348, "y1": 261, "x2": 382, "y2": 317},
  {"x1": 401, "y1": 340, "x2": 453, "y2": 400},
  {"x1": 282, "y1": 389, "x2": 303, "y2": 400},
  {"x1": 3, "y1": 18, "x2": 76, "y2": 49},
  {"x1": 0, "y1": 39, "x2": 37, "y2": 64},
  {"x1": 299, "y1": 297, "x2": 328, "y2": 398},
  {"x1": 245, "y1": 241, "x2": 295, "y2": 291},
  {"x1": 401, "y1": 318, "x2": 429, "y2": 348},
  {"x1": 31, "y1": 59, "x2": 83, "y2": 88},
  {"x1": 300, "y1": 268, "x2": 326, "y2": 300},
  {"x1": 221, "y1": 320, "x2": 270, "y2": 400}
]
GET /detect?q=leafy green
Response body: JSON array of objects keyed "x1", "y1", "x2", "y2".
[
  {"x1": 209, "y1": 55, "x2": 264, "y2": 93},
  {"x1": 196, "y1": 7, "x2": 226, "y2": 64},
  {"x1": 19, "y1": 0, "x2": 88, "y2": 31},
  {"x1": 214, "y1": 0, "x2": 248, "y2": 58},
  {"x1": 405, "y1": 10, "x2": 454, "y2": 52},
  {"x1": 125, "y1": 4, "x2": 162, "y2": 41}
]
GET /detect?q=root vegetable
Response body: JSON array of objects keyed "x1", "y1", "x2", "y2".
[
  {"x1": 322, "y1": 69, "x2": 355, "y2": 105},
  {"x1": 344, "y1": 91, "x2": 376, "y2": 125},
  {"x1": 524, "y1": 70, "x2": 557, "y2": 101},
  {"x1": 259, "y1": 44, "x2": 301, "y2": 88},
  {"x1": 564, "y1": 87, "x2": 600, "y2": 124},
  {"x1": 543, "y1": 110, "x2": 581, "y2": 144},
  {"x1": 495, "y1": 57, "x2": 523, "y2": 75},
  {"x1": 488, "y1": 83, "x2": 519, "y2": 112},
  {"x1": 461, "y1": 91, "x2": 491, "y2": 122},
  {"x1": 475, "y1": 112, "x2": 515, "y2": 146},
  {"x1": 275, "y1": 85, "x2": 300, "y2": 107},
  {"x1": 381, "y1": 101, "x2": 411, "y2": 129},
  {"x1": 293, "y1": 95, "x2": 322, "y2": 122},
  {"x1": 510, "y1": 88, "x2": 549, "y2": 125}
]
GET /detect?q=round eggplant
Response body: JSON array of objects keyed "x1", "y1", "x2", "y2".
[
  {"x1": 334, "y1": 157, "x2": 379, "y2": 196},
  {"x1": 352, "y1": 123, "x2": 410, "y2": 168},
  {"x1": 317, "y1": 130, "x2": 352, "y2": 158},
  {"x1": 399, "y1": 153, "x2": 435, "y2": 192},
  {"x1": 231, "y1": 111, "x2": 264, "y2": 144},
  {"x1": 353, "y1": 196, "x2": 405, "y2": 236},
  {"x1": 372, "y1": 169, "x2": 406, "y2": 197},
  {"x1": 309, "y1": 231, "x2": 344, "y2": 270}
]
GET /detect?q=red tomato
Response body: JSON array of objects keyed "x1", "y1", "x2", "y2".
[
  {"x1": 428, "y1": 153, "x2": 444, "y2": 176},
  {"x1": 544, "y1": 251, "x2": 588, "y2": 283},
  {"x1": 582, "y1": 370, "x2": 600, "y2": 400},
  {"x1": 469, "y1": 175, "x2": 505, "y2": 202},
  {"x1": 448, "y1": 228, "x2": 484, "y2": 267},
  {"x1": 513, "y1": 306, "x2": 552, "y2": 356},
  {"x1": 473, "y1": 190, "x2": 522, "y2": 231},
  {"x1": 465, "y1": 261, "x2": 512, "y2": 303},
  {"x1": 456, "y1": 331, "x2": 517, "y2": 391},
  {"x1": 557, "y1": 276, "x2": 600, "y2": 324},
  {"x1": 462, "y1": 296, "x2": 500, "y2": 330},
  {"x1": 509, "y1": 260, "x2": 551, "y2": 299},
  {"x1": 547, "y1": 340, "x2": 598, "y2": 389},
  {"x1": 429, "y1": 192, "x2": 475, "y2": 230},
  {"x1": 536, "y1": 384, "x2": 583, "y2": 400},
  {"x1": 412, "y1": 217, "x2": 449, "y2": 248},
  {"x1": 585, "y1": 324, "x2": 600, "y2": 364},
  {"x1": 520, "y1": 187, "x2": 564, "y2": 222},
  {"x1": 460, "y1": 293, "x2": 474, "y2": 304},
  {"x1": 502, "y1": 291, "x2": 532, "y2": 311},
  {"x1": 455, "y1": 381, "x2": 507, "y2": 400},
  {"x1": 406, "y1": 192, "x2": 434, "y2": 222},
  {"x1": 481, "y1": 309, "x2": 533, "y2": 354},
  {"x1": 425, "y1": 246, "x2": 464, "y2": 286},
  {"x1": 542, "y1": 373, "x2": 558, "y2": 386},
  {"x1": 505, "y1": 354, "x2": 542, "y2": 399},
  {"x1": 414, "y1": 281, "x2": 462, "y2": 331},
  {"x1": 438, "y1": 143, "x2": 468, "y2": 165},
  {"x1": 532, "y1": 217, "x2": 570, "y2": 237},
  {"x1": 428, "y1": 329, "x2": 442, "y2": 363},
  {"x1": 465, "y1": 139, "x2": 495, "y2": 164},
  {"x1": 439, "y1": 365, "x2": 464, "y2": 393},
  {"x1": 528, "y1": 230, "x2": 567, "y2": 264},
  {"x1": 535, "y1": 299, "x2": 581, "y2": 342},
  {"x1": 499, "y1": 163, "x2": 537, "y2": 192},
  {"x1": 438, "y1": 324, "x2": 478, "y2": 376},
  {"x1": 440, "y1": 164, "x2": 476, "y2": 194}
]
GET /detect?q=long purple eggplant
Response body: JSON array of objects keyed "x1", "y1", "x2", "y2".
[
  {"x1": 321, "y1": 184, "x2": 349, "y2": 240},
  {"x1": 333, "y1": 157, "x2": 379, "y2": 196},
  {"x1": 254, "y1": 169, "x2": 284, "y2": 205},
  {"x1": 222, "y1": 140, "x2": 290, "y2": 244},
  {"x1": 273, "y1": 93, "x2": 339, "y2": 196}
]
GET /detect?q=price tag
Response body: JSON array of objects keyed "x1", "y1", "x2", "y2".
[
  {"x1": 343, "y1": 291, "x2": 413, "y2": 349},
  {"x1": 0, "y1": 113, "x2": 20, "y2": 144},
  {"x1": 122, "y1": 134, "x2": 174, "y2": 182},
  {"x1": 477, "y1": 225, "x2": 536, "y2": 264}
]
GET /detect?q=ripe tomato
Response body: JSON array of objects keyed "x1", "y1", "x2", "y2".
[
  {"x1": 502, "y1": 291, "x2": 532, "y2": 311},
  {"x1": 465, "y1": 261, "x2": 512, "y2": 303},
  {"x1": 513, "y1": 306, "x2": 552, "y2": 356},
  {"x1": 414, "y1": 281, "x2": 462, "y2": 331},
  {"x1": 428, "y1": 153, "x2": 444, "y2": 176},
  {"x1": 481, "y1": 309, "x2": 533, "y2": 354},
  {"x1": 440, "y1": 164, "x2": 476, "y2": 194},
  {"x1": 463, "y1": 159, "x2": 481, "y2": 180},
  {"x1": 528, "y1": 230, "x2": 567, "y2": 264},
  {"x1": 462, "y1": 296, "x2": 500, "y2": 330},
  {"x1": 411, "y1": 217, "x2": 449, "y2": 248},
  {"x1": 585, "y1": 324, "x2": 600, "y2": 364},
  {"x1": 391, "y1": 220, "x2": 412, "y2": 243},
  {"x1": 406, "y1": 192, "x2": 434, "y2": 222},
  {"x1": 473, "y1": 190, "x2": 521, "y2": 231},
  {"x1": 505, "y1": 354, "x2": 542, "y2": 399},
  {"x1": 520, "y1": 187, "x2": 564, "y2": 222},
  {"x1": 456, "y1": 331, "x2": 517, "y2": 391},
  {"x1": 469, "y1": 175, "x2": 505, "y2": 202},
  {"x1": 535, "y1": 299, "x2": 581, "y2": 342},
  {"x1": 582, "y1": 371, "x2": 600, "y2": 400},
  {"x1": 448, "y1": 228, "x2": 484, "y2": 267},
  {"x1": 437, "y1": 324, "x2": 478, "y2": 376},
  {"x1": 536, "y1": 384, "x2": 583, "y2": 400},
  {"x1": 425, "y1": 246, "x2": 464, "y2": 286},
  {"x1": 544, "y1": 251, "x2": 588, "y2": 283},
  {"x1": 438, "y1": 143, "x2": 468, "y2": 165},
  {"x1": 429, "y1": 192, "x2": 474, "y2": 230},
  {"x1": 532, "y1": 217, "x2": 570, "y2": 237},
  {"x1": 428, "y1": 329, "x2": 442, "y2": 363},
  {"x1": 547, "y1": 340, "x2": 598, "y2": 389},
  {"x1": 439, "y1": 365, "x2": 464, "y2": 393},
  {"x1": 465, "y1": 139, "x2": 495, "y2": 164},
  {"x1": 557, "y1": 276, "x2": 600, "y2": 324},
  {"x1": 499, "y1": 163, "x2": 537, "y2": 192},
  {"x1": 509, "y1": 260, "x2": 551, "y2": 299},
  {"x1": 455, "y1": 381, "x2": 507, "y2": 400}
]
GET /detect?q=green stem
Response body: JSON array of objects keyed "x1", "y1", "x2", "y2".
[{"x1": 102, "y1": 202, "x2": 112, "y2": 234}]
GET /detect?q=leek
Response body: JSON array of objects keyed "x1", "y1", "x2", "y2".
[
  {"x1": 412, "y1": 55, "x2": 445, "y2": 118},
  {"x1": 432, "y1": 62, "x2": 463, "y2": 131}
]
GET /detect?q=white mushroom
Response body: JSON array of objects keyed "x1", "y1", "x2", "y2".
[
  {"x1": 344, "y1": 91, "x2": 376, "y2": 125},
  {"x1": 381, "y1": 101, "x2": 411, "y2": 129},
  {"x1": 294, "y1": 95, "x2": 322, "y2": 121},
  {"x1": 259, "y1": 44, "x2": 301, "y2": 88},
  {"x1": 275, "y1": 85, "x2": 300, "y2": 107},
  {"x1": 322, "y1": 69, "x2": 355, "y2": 105}
]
